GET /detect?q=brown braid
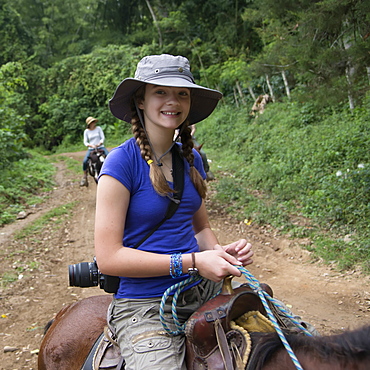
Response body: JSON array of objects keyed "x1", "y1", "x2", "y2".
[{"x1": 180, "y1": 123, "x2": 207, "y2": 198}]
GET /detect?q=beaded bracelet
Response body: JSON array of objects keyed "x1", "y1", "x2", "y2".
[{"x1": 170, "y1": 253, "x2": 183, "y2": 278}]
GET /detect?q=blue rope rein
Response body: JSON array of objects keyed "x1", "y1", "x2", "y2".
[
  {"x1": 236, "y1": 266, "x2": 312, "y2": 336},
  {"x1": 236, "y1": 266, "x2": 312, "y2": 370},
  {"x1": 159, "y1": 266, "x2": 312, "y2": 370},
  {"x1": 159, "y1": 275, "x2": 202, "y2": 336}
]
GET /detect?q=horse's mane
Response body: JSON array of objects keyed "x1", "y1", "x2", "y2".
[{"x1": 247, "y1": 325, "x2": 370, "y2": 369}]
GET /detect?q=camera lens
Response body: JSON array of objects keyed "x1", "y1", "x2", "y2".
[
  {"x1": 68, "y1": 260, "x2": 118, "y2": 293},
  {"x1": 68, "y1": 262, "x2": 98, "y2": 287}
]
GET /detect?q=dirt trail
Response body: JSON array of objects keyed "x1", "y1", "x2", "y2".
[{"x1": 1, "y1": 152, "x2": 369, "y2": 369}]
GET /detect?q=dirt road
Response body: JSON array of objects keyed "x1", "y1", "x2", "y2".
[{"x1": 1, "y1": 152, "x2": 369, "y2": 369}]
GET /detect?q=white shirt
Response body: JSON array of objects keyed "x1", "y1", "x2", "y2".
[{"x1": 83, "y1": 126, "x2": 105, "y2": 147}]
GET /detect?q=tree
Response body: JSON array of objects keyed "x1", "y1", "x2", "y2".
[
  {"x1": 243, "y1": 0, "x2": 370, "y2": 108},
  {"x1": 0, "y1": 62, "x2": 28, "y2": 167},
  {"x1": 0, "y1": 0, "x2": 34, "y2": 65},
  {"x1": 29, "y1": 45, "x2": 140, "y2": 149}
]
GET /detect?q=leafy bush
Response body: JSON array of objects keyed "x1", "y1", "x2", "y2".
[{"x1": 31, "y1": 45, "x2": 141, "y2": 150}]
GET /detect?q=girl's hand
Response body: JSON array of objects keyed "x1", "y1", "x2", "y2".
[
  {"x1": 215, "y1": 239, "x2": 254, "y2": 266},
  {"x1": 195, "y1": 249, "x2": 242, "y2": 282}
]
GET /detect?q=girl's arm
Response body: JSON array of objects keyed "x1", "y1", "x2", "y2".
[
  {"x1": 95, "y1": 178, "x2": 252, "y2": 282},
  {"x1": 192, "y1": 199, "x2": 218, "y2": 250},
  {"x1": 83, "y1": 130, "x2": 90, "y2": 147},
  {"x1": 95, "y1": 175, "x2": 173, "y2": 277},
  {"x1": 98, "y1": 126, "x2": 105, "y2": 145}
]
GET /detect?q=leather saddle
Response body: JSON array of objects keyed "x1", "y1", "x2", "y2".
[{"x1": 185, "y1": 276, "x2": 272, "y2": 370}]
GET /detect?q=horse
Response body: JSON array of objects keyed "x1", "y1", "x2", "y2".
[
  {"x1": 247, "y1": 325, "x2": 370, "y2": 370},
  {"x1": 38, "y1": 293, "x2": 370, "y2": 370},
  {"x1": 38, "y1": 279, "x2": 272, "y2": 369},
  {"x1": 87, "y1": 148, "x2": 106, "y2": 185},
  {"x1": 38, "y1": 295, "x2": 112, "y2": 370}
]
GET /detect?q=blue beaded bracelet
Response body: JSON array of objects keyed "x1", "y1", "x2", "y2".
[{"x1": 170, "y1": 253, "x2": 183, "y2": 278}]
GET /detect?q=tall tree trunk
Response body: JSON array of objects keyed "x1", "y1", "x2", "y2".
[
  {"x1": 367, "y1": 67, "x2": 370, "y2": 85},
  {"x1": 265, "y1": 74, "x2": 275, "y2": 102},
  {"x1": 345, "y1": 66, "x2": 355, "y2": 110},
  {"x1": 342, "y1": 19, "x2": 355, "y2": 110},
  {"x1": 233, "y1": 87, "x2": 240, "y2": 107},
  {"x1": 236, "y1": 80, "x2": 246, "y2": 105},
  {"x1": 145, "y1": 0, "x2": 162, "y2": 48},
  {"x1": 281, "y1": 70, "x2": 291, "y2": 100},
  {"x1": 248, "y1": 86, "x2": 256, "y2": 101}
]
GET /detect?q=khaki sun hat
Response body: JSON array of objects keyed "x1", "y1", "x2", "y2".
[
  {"x1": 109, "y1": 54, "x2": 223, "y2": 125},
  {"x1": 86, "y1": 117, "x2": 98, "y2": 127}
]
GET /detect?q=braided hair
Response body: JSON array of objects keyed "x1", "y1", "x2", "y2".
[{"x1": 131, "y1": 86, "x2": 207, "y2": 198}]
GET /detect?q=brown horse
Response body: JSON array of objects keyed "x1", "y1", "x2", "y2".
[
  {"x1": 39, "y1": 293, "x2": 370, "y2": 369},
  {"x1": 38, "y1": 295, "x2": 112, "y2": 370},
  {"x1": 247, "y1": 325, "x2": 370, "y2": 370},
  {"x1": 38, "y1": 280, "x2": 271, "y2": 369}
]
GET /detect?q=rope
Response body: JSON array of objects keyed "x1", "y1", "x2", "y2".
[
  {"x1": 159, "y1": 275, "x2": 202, "y2": 335},
  {"x1": 159, "y1": 266, "x2": 312, "y2": 370},
  {"x1": 236, "y1": 266, "x2": 311, "y2": 370}
]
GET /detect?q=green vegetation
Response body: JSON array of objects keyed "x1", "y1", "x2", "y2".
[
  {"x1": 1, "y1": 0, "x2": 370, "y2": 274},
  {"x1": 196, "y1": 96, "x2": 370, "y2": 272},
  {"x1": 0, "y1": 152, "x2": 56, "y2": 225},
  {"x1": 1, "y1": 272, "x2": 18, "y2": 287},
  {"x1": 14, "y1": 202, "x2": 76, "y2": 239}
]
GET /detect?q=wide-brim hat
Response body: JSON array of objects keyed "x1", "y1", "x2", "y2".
[
  {"x1": 86, "y1": 116, "x2": 98, "y2": 127},
  {"x1": 109, "y1": 54, "x2": 223, "y2": 125}
]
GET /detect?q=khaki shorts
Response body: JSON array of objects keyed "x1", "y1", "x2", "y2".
[{"x1": 108, "y1": 279, "x2": 221, "y2": 370}]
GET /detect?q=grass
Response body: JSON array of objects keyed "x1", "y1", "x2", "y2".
[
  {"x1": 0, "y1": 151, "x2": 56, "y2": 226},
  {"x1": 1, "y1": 272, "x2": 18, "y2": 287},
  {"x1": 14, "y1": 202, "x2": 76, "y2": 239},
  {"x1": 54, "y1": 154, "x2": 81, "y2": 175}
]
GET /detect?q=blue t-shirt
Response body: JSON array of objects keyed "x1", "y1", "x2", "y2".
[{"x1": 99, "y1": 137, "x2": 206, "y2": 298}]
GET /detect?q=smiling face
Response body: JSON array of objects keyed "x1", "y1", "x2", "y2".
[{"x1": 138, "y1": 84, "x2": 191, "y2": 134}]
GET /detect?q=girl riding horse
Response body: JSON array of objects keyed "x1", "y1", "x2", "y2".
[{"x1": 94, "y1": 54, "x2": 254, "y2": 369}]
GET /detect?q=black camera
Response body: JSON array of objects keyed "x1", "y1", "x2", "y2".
[{"x1": 68, "y1": 258, "x2": 119, "y2": 294}]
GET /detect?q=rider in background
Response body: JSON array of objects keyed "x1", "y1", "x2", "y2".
[
  {"x1": 95, "y1": 54, "x2": 254, "y2": 369},
  {"x1": 80, "y1": 116, "x2": 109, "y2": 186}
]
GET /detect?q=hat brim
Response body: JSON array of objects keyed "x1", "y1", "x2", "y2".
[{"x1": 109, "y1": 78, "x2": 222, "y2": 125}]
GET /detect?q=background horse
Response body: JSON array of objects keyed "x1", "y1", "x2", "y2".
[
  {"x1": 38, "y1": 293, "x2": 370, "y2": 369},
  {"x1": 87, "y1": 148, "x2": 106, "y2": 185},
  {"x1": 247, "y1": 325, "x2": 370, "y2": 370},
  {"x1": 192, "y1": 141, "x2": 214, "y2": 181}
]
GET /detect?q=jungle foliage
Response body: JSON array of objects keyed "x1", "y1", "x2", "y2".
[
  {"x1": 196, "y1": 96, "x2": 370, "y2": 271},
  {"x1": 1, "y1": 0, "x2": 370, "y2": 270}
]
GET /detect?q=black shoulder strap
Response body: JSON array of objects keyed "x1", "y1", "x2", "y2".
[{"x1": 133, "y1": 144, "x2": 184, "y2": 249}]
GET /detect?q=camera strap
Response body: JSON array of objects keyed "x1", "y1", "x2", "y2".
[{"x1": 133, "y1": 143, "x2": 185, "y2": 249}]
